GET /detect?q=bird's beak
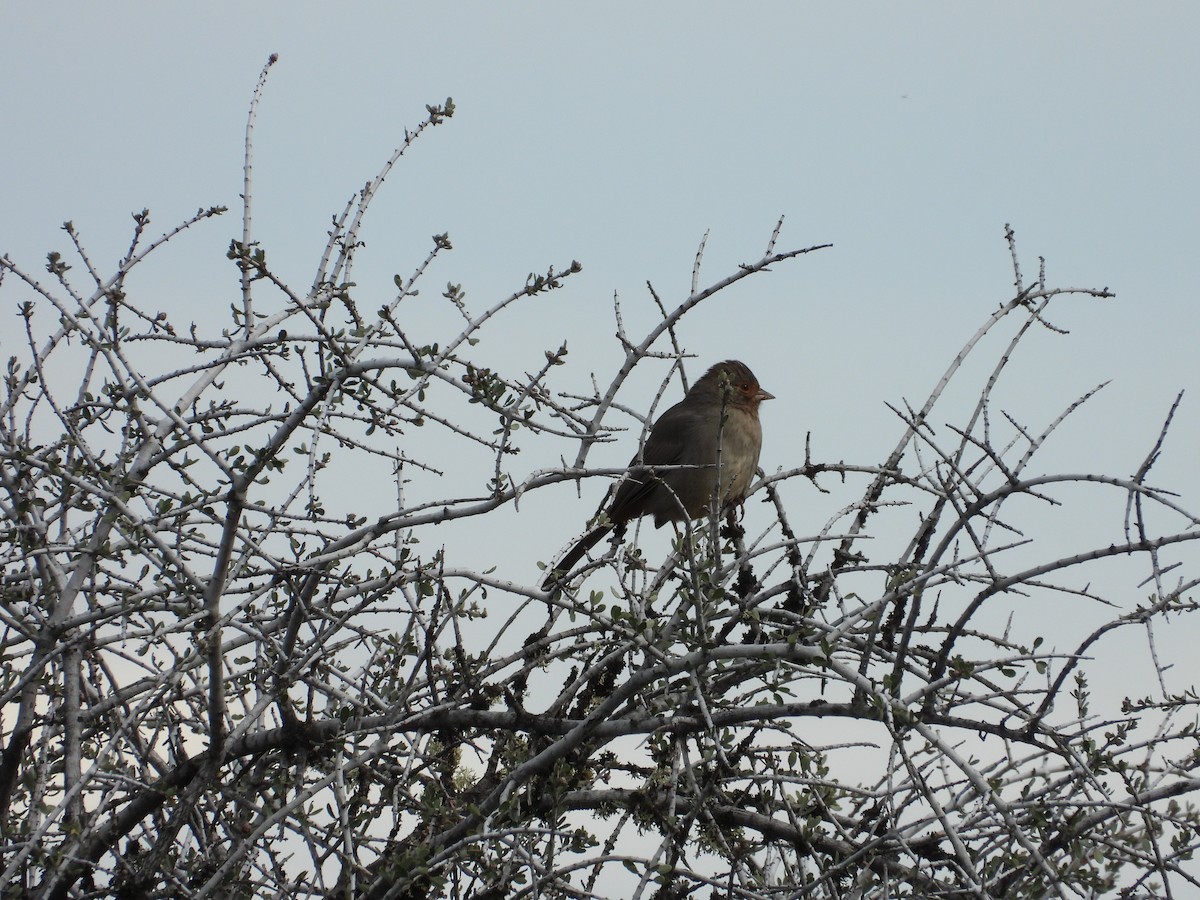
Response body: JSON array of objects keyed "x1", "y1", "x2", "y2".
[{"x1": 757, "y1": 388, "x2": 775, "y2": 402}]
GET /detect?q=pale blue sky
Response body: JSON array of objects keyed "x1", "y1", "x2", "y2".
[{"x1": 3, "y1": 4, "x2": 1198, "y2": 688}]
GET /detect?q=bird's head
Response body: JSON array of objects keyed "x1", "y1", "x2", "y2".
[{"x1": 695, "y1": 360, "x2": 774, "y2": 411}]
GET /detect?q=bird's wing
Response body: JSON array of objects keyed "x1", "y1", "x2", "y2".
[
  {"x1": 605, "y1": 400, "x2": 708, "y2": 518},
  {"x1": 639, "y1": 400, "x2": 698, "y2": 466}
]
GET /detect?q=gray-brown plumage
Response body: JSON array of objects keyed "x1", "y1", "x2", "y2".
[{"x1": 543, "y1": 360, "x2": 772, "y2": 589}]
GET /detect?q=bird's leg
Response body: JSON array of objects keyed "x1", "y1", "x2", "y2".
[{"x1": 721, "y1": 506, "x2": 747, "y2": 541}]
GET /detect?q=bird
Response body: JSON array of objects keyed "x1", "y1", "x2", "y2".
[{"x1": 542, "y1": 360, "x2": 772, "y2": 590}]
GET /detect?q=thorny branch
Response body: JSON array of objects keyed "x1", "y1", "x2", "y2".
[{"x1": 0, "y1": 70, "x2": 1196, "y2": 900}]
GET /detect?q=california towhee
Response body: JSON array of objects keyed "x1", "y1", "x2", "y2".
[{"x1": 543, "y1": 360, "x2": 773, "y2": 589}]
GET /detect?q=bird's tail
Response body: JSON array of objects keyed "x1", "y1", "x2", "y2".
[{"x1": 540, "y1": 524, "x2": 614, "y2": 592}]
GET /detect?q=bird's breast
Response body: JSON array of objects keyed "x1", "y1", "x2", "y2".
[{"x1": 715, "y1": 409, "x2": 762, "y2": 503}]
